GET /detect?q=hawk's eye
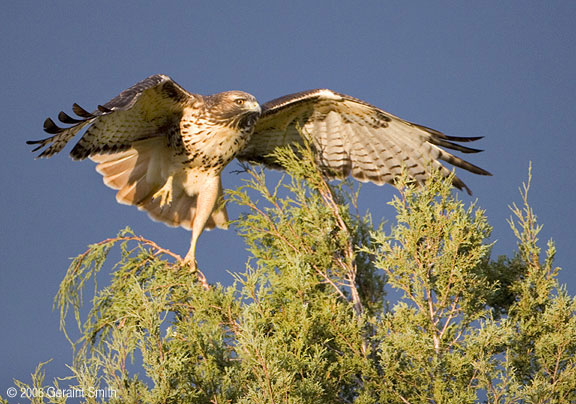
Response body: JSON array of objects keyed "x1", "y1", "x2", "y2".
[{"x1": 235, "y1": 99, "x2": 245, "y2": 106}]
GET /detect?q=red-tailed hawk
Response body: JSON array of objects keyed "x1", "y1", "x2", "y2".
[{"x1": 28, "y1": 74, "x2": 490, "y2": 267}]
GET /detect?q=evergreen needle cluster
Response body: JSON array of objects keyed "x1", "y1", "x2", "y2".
[{"x1": 8, "y1": 146, "x2": 575, "y2": 404}]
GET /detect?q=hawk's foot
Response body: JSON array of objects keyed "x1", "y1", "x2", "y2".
[
  {"x1": 184, "y1": 256, "x2": 197, "y2": 271},
  {"x1": 152, "y1": 177, "x2": 174, "y2": 207},
  {"x1": 182, "y1": 255, "x2": 209, "y2": 290}
]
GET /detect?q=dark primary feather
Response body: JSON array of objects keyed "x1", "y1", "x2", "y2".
[
  {"x1": 97, "y1": 105, "x2": 113, "y2": 113},
  {"x1": 72, "y1": 103, "x2": 95, "y2": 118},
  {"x1": 57, "y1": 111, "x2": 83, "y2": 125}
]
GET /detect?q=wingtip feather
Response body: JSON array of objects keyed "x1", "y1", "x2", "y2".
[
  {"x1": 72, "y1": 103, "x2": 94, "y2": 118},
  {"x1": 58, "y1": 111, "x2": 83, "y2": 124},
  {"x1": 43, "y1": 117, "x2": 65, "y2": 134},
  {"x1": 97, "y1": 104, "x2": 113, "y2": 113}
]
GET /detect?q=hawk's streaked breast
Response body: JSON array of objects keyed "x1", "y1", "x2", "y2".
[{"x1": 177, "y1": 101, "x2": 260, "y2": 172}]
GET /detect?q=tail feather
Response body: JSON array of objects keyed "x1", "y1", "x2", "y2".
[
  {"x1": 140, "y1": 187, "x2": 194, "y2": 229},
  {"x1": 94, "y1": 149, "x2": 138, "y2": 175},
  {"x1": 90, "y1": 138, "x2": 229, "y2": 231},
  {"x1": 208, "y1": 179, "x2": 229, "y2": 229},
  {"x1": 171, "y1": 189, "x2": 194, "y2": 228},
  {"x1": 93, "y1": 151, "x2": 138, "y2": 189},
  {"x1": 209, "y1": 207, "x2": 229, "y2": 229},
  {"x1": 115, "y1": 172, "x2": 156, "y2": 205}
]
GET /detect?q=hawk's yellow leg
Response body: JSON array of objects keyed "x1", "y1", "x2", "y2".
[{"x1": 184, "y1": 175, "x2": 221, "y2": 270}]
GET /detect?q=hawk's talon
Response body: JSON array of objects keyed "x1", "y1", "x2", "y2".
[
  {"x1": 183, "y1": 254, "x2": 210, "y2": 289},
  {"x1": 184, "y1": 257, "x2": 197, "y2": 271},
  {"x1": 152, "y1": 176, "x2": 174, "y2": 207},
  {"x1": 152, "y1": 186, "x2": 172, "y2": 207}
]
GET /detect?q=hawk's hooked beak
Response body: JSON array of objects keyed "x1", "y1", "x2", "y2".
[{"x1": 248, "y1": 101, "x2": 261, "y2": 114}]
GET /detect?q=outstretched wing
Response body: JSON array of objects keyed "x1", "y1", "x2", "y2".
[
  {"x1": 237, "y1": 89, "x2": 491, "y2": 194},
  {"x1": 27, "y1": 74, "x2": 196, "y2": 159}
]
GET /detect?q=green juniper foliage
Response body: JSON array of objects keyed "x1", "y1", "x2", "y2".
[{"x1": 8, "y1": 145, "x2": 576, "y2": 403}]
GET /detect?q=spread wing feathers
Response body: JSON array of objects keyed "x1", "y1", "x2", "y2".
[
  {"x1": 238, "y1": 89, "x2": 491, "y2": 194},
  {"x1": 90, "y1": 137, "x2": 228, "y2": 231},
  {"x1": 27, "y1": 74, "x2": 194, "y2": 160}
]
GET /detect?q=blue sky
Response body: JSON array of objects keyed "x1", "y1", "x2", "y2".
[{"x1": 2, "y1": 1, "x2": 575, "y2": 390}]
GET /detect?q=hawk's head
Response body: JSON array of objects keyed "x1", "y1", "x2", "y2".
[{"x1": 205, "y1": 91, "x2": 261, "y2": 130}]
